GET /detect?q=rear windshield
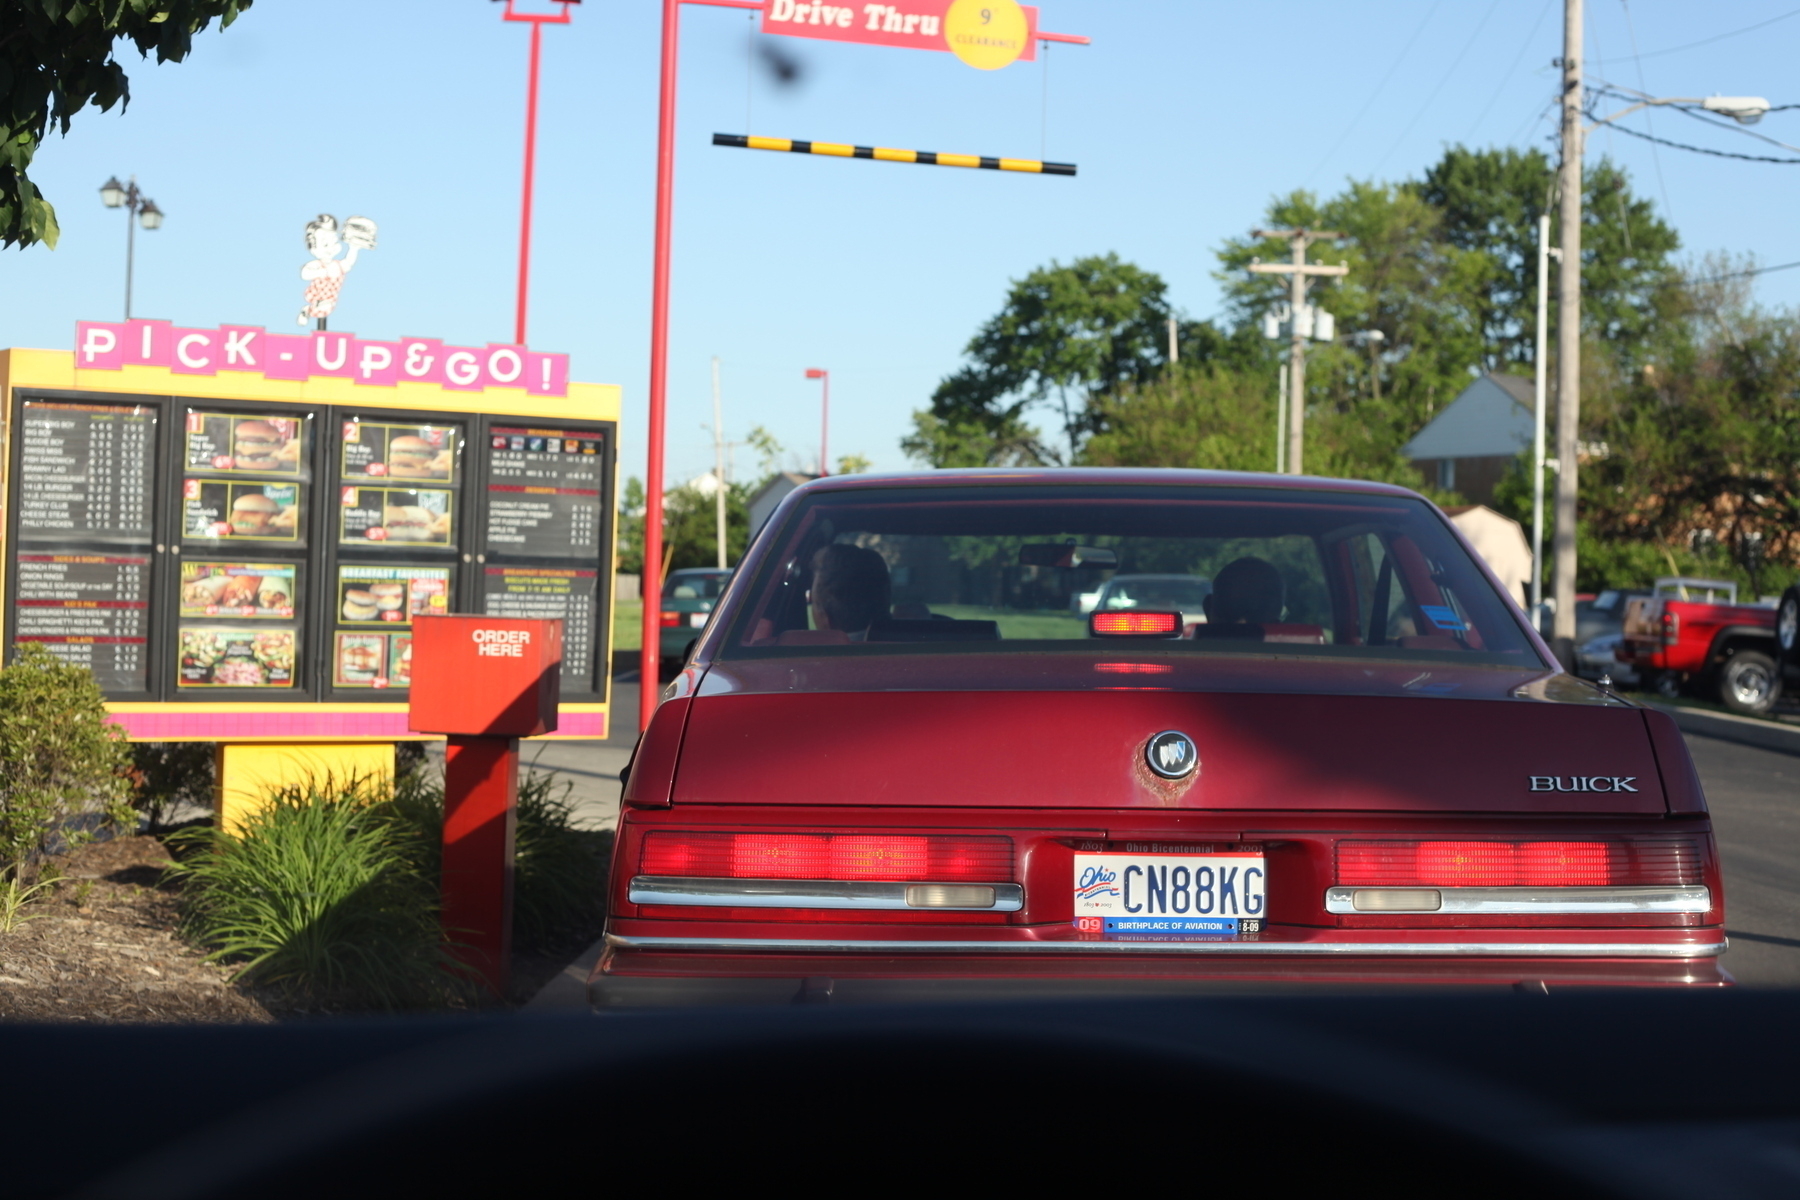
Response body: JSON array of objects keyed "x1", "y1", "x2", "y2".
[
  {"x1": 720, "y1": 484, "x2": 1540, "y2": 665},
  {"x1": 664, "y1": 570, "x2": 731, "y2": 600}
]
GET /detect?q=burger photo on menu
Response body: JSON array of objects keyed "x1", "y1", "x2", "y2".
[
  {"x1": 184, "y1": 481, "x2": 303, "y2": 541},
  {"x1": 341, "y1": 422, "x2": 457, "y2": 482},
  {"x1": 179, "y1": 562, "x2": 299, "y2": 618},
  {"x1": 186, "y1": 413, "x2": 304, "y2": 476},
  {"x1": 388, "y1": 634, "x2": 414, "y2": 687},
  {"x1": 340, "y1": 487, "x2": 452, "y2": 545},
  {"x1": 334, "y1": 633, "x2": 388, "y2": 687}
]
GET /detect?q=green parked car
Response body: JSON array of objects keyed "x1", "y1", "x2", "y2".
[{"x1": 660, "y1": 568, "x2": 733, "y2": 671}]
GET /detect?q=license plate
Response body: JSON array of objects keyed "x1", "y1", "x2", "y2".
[{"x1": 1073, "y1": 848, "x2": 1266, "y2": 938}]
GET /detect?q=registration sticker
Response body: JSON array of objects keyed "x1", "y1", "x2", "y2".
[{"x1": 1073, "y1": 847, "x2": 1266, "y2": 939}]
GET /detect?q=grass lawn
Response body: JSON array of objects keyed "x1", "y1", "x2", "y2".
[
  {"x1": 613, "y1": 599, "x2": 642, "y2": 652},
  {"x1": 931, "y1": 604, "x2": 1088, "y2": 640}
]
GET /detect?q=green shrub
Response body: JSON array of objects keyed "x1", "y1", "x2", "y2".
[
  {"x1": 169, "y1": 775, "x2": 471, "y2": 1009},
  {"x1": 0, "y1": 644, "x2": 133, "y2": 882},
  {"x1": 128, "y1": 742, "x2": 216, "y2": 832}
]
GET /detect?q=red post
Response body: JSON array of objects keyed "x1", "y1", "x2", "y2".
[
  {"x1": 515, "y1": 18, "x2": 544, "y2": 345},
  {"x1": 441, "y1": 735, "x2": 519, "y2": 994},
  {"x1": 806, "y1": 367, "x2": 829, "y2": 475},
  {"x1": 641, "y1": 0, "x2": 682, "y2": 730}
]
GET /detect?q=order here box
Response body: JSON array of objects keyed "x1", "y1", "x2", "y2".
[{"x1": 408, "y1": 615, "x2": 563, "y2": 737}]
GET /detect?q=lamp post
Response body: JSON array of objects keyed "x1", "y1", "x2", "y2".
[
  {"x1": 98, "y1": 176, "x2": 164, "y2": 321},
  {"x1": 497, "y1": 0, "x2": 578, "y2": 346},
  {"x1": 1547, "y1": 0, "x2": 1769, "y2": 665},
  {"x1": 806, "y1": 368, "x2": 830, "y2": 475}
]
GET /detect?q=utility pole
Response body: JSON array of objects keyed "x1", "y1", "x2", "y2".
[
  {"x1": 1551, "y1": 0, "x2": 1583, "y2": 666},
  {"x1": 1167, "y1": 315, "x2": 1179, "y2": 364},
  {"x1": 1248, "y1": 229, "x2": 1348, "y2": 475},
  {"x1": 711, "y1": 356, "x2": 728, "y2": 570},
  {"x1": 1532, "y1": 212, "x2": 1555, "y2": 620},
  {"x1": 1275, "y1": 348, "x2": 1288, "y2": 474}
]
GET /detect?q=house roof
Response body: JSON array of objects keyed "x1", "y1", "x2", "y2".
[{"x1": 1402, "y1": 372, "x2": 1536, "y2": 461}]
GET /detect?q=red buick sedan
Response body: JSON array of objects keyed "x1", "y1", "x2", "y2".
[{"x1": 597, "y1": 470, "x2": 1727, "y2": 1004}]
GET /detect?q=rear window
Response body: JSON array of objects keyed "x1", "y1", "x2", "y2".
[
  {"x1": 664, "y1": 570, "x2": 731, "y2": 600},
  {"x1": 720, "y1": 484, "x2": 1540, "y2": 665}
]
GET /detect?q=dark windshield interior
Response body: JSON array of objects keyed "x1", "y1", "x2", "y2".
[{"x1": 721, "y1": 484, "x2": 1539, "y2": 664}]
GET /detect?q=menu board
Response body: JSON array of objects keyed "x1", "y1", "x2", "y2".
[
  {"x1": 483, "y1": 566, "x2": 597, "y2": 686},
  {"x1": 332, "y1": 631, "x2": 413, "y2": 689},
  {"x1": 185, "y1": 412, "x2": 305, "y2": 476},
  {"x1": 340, "y1": 421, "x2": 458, "y2": 483},
  {"x1": 179, "y1": 562, "x2": 299, "y2": 618},
  {"x1": 335, "y1": 565, "x2": 451, "y2": 626},
  {"x1": 484, "y1": 426, "x2": 604, "y2": 558},
  {"x1": 16, "y1": 401, "x2": 155, "y2": 541},
  {"x1": 338, "y1": 486, "x2": 454, "y2": 546},
  {"x1": 12, "y1": 553, "x2": 150, "y2": 692},
  {"x1": 177, "y1": 626, "x2": 298, "y2": 688}
]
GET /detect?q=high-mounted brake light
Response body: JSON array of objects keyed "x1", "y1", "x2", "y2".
[
  {"x1": 1095, "y1": 662, "x2": 1174, "y2": 674},
  {"x1": 642, "y1": 832, "x2": 1013, "y2": 881},
  {"x1": 1337, "y1": 839, "x2": 1702, "y2": 887},
  {"x1": 1091, "y1": 611, "x2": 1182, "y2": 637}
]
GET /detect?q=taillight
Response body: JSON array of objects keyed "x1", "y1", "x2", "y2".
[
  {"x1": 642, "y1": 832, "x2": 1013, "y2": 881},
  {"x1": 1091, "y1": 611, "x2": 1181, "y2": 636},
  {"x1": 660, "y1": 610, "x2": 681, "y2": 627},
  {"x1": 1661, "y1": 611, "x2": 1679, "y2": 646},
  {"x1": 1337, "y1": 839, "x2": 1702, "y2": 887}
]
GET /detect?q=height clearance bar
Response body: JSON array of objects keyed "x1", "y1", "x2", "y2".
[{"x1": 712, "y1": 133, "x2": 1076, "y2": 175}]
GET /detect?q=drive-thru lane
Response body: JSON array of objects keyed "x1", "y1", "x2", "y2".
[{"x1": 1692, "y1": 732, "x2": 1800, "y2": 986}]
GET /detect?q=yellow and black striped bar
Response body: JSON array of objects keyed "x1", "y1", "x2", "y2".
[{"x1": 713, "y1": 133, "x2": 1075, "y2": 176}]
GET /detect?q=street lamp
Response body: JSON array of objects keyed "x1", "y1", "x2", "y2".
[
  {"x1": 805, "y1": 368, "x2": 830, "y2": 475},
  {"x1": 1546, "y1": 0, "x2": 1769, "y2": 666},
  {"x1": 98, "y1": 175, "x2": 165, "y2": 320}
]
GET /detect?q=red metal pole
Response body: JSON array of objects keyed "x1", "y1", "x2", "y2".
[
  {"x1": 515, "y1": 18, "x2": 544, "y2": 346},
  {"x1": 641, "y1": 0, "x2": 681, "y2": 730},
  {"x1": 820, "y1": 371, "x2": 829, "y2": 476},
  {"x1": 441, "y1": 734, "x2": 519, "y2": 997}
]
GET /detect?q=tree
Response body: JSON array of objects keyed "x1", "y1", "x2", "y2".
[
  {"x1": 902, "y1": 253, "x2": 1175, "y2": 466},
  {"x1": 614, "y1": 477, "x2": 754, "y2": 578},
  {"x1": 4, "y1": 0, "x2": 254, "y2": 248}
]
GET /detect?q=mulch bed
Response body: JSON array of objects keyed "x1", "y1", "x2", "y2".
[{"x1": 0, "y1": 831, "x2": 608, "y2": 1023}]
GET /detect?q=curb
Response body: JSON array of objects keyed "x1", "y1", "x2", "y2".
[{"x1": 1644, "y1": 701, "x2": 1800, "y2": 758}]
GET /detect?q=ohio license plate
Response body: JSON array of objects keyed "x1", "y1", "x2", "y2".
[{"x1": 1073, "y1": 848, "x2": 1266, "y2": 938}]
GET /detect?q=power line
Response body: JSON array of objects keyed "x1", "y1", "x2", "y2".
[
  {"x1": 1465, "y1": 0, "x2": 1556, "y2": 143},
  {"x1": 1303, "y1": 2, "x2": 1438, "y2": 185},
  {"x1": 1616, "y1": 6, "x2": 1800, "y2": 61},
  {"x1": 1692, "y1": 259, "x2": 1800, "y2": 284},
  {"x1": 1599, "y1": 121, "x2": 1800, "y2": 164},
  {"x1": 1374, "y1": 0, "x2": 1505, "y2": 173},
  {"x1": 1619, "y1": 0, "x2": 1672, "y2": 223}
]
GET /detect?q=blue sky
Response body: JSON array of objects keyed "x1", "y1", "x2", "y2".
[{"x1": 7, "y1": 1, "x2": 1799, "y2": 487}]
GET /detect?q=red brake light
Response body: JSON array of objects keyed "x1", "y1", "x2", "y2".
[
  {"x1": 1091, "y1": 611, "x2": 1181, "y2": 637},
  {"x1": 642, "y1": 832, "x2": 1013, "y2": 881},
  {"x1": 1095, "y1": 662, "x2": 1174, "y2": 674},
  {"x1": 660, "y1": 611, "x2": 681, "y2": 627},
  {"x1": 1337, "y1": 839, "x2": 1701, "y2": 887},
  {"x1": 1661, "y1": 611, "x2": 1680, "y2": 646}
]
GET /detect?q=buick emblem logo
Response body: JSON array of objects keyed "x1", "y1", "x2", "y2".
[{"x1": 1145, "y1": 730, "x2": 1199, "y2": 780}]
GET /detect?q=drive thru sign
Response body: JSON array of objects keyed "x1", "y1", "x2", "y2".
[{"x1": 409, "y1": 616, "x2": 563, "y2": 993}]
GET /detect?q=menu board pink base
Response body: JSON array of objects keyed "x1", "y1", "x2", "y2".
[{"x1": 106, "y1": 709, "x2": 607, "y2": 739}]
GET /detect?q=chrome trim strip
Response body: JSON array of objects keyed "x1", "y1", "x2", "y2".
[
  {"x1": 1323, "y1": 885, "x2": 1712, "y2": 915},
  {"x1": 606, "y1": 934, "x2": 1727, "y2": 958},
  {"x1": 628, "y1": 876, "x2": 1024, "y2": 912}
]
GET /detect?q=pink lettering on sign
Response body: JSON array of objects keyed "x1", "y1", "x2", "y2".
[{"x1": 71, "y1": 321, "x2": 572, "y2": 396}]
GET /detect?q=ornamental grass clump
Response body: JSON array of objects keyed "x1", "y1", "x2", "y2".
[{"x1": 170, "y1": 775, "x2": 472, "y2": 1010}]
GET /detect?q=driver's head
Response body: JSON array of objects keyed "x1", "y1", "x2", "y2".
[
  {"x1": 810, "y1": 544, "x2": 891, "y2": 634},
  {"x1": 1204, "y1": 557, "x2": 1284, "y2": 625}
]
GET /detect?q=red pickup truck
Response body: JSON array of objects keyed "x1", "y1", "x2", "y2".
[{"x1": 1621, "y1": 578, "x2": 1784, "y2": 714}]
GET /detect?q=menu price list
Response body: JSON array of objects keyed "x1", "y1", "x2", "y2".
[
  {"x1": 484, "y1": 427, "x2": 603, "y2": 558},
  {"x1": 12, "y1": 554, "x2": 150, "y2": 692},
  {"x1": 482, "y1": 566, "x2": 597, "y2": 688},
  {"x1": 17, "y1": 402, "x2": 155, "y2": 541}
]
